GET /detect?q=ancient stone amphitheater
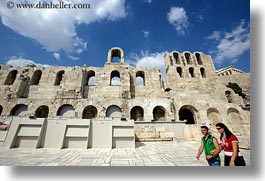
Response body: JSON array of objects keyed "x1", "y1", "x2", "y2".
[{"x1": 0, "y1": 47, "x2": 250, "y2": 149}]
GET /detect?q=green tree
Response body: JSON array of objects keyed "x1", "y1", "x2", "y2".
[{"x1": 226, "y1": 82, "x2": 246, "y2": 99}]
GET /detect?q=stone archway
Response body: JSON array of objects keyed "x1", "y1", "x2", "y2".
[
  {"x1": 130, "y1": 106, "x2": 144, "y2": 121},
  {"x1": 106, "y1": 105, "x2": 121, "y2": 118},
  {"x1": 82, "y1": 105, "x2": 97, "y2": 119},
  {"x1": 10, "y1": 104, "x2": 28, "y2": 116},
  {"x1": 35, "y1": 105, "x2": 49, "y2": 118},
  {"x1": 178, "y1": 105, "x2": 198, "y2": 124},
  {"x1": 153, "y1": 106, "x2": 166, "y2": 121},
  {"x1": 57, "y1": 104, "x2": 75, "y2": 117}
]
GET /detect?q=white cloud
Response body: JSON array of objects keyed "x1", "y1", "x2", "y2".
[
  {"x1": 6, "y1": 57, "x2": 51, "y2": 67},
  {"x1": 128, "y1": 51, "x2": 166, "y2": 78},
  {"x1": 53, "y1": 53, "x2": 60, "y2": 60},
  {"x1": 207, "y1": 20, "x2": 250, "y2": 65},
  {"x1": 207, "y1": 31, "x2": 221, "y2": 41},
  {"x1": 68, "y1": 55, "x2": 80, "y2": 60},
  {"x1": 167, "y1": 7, "x2": 189, "y2": 35},
  {"x1": 0, "y1": 0, "x2": 127, "y2": 54},
  {"x1": 143, "y1": 30, "x2": 150, "y2": 38}
]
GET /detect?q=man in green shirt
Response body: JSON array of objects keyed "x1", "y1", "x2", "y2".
[{"x1": 197, "y1": 126, "x2": 221, "y2": 166}]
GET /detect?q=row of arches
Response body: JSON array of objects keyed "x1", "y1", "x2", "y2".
[
  {"x1": 3, "y1": 69, "x2": 146, "y2": 87},
  {"x1": 176, "y1": 67, "x2": 206, "y2": 78},
  {"x1": 170, "y1": 52, "x2": 203, "y2": 66},
  {"x1": 2, "y1": 104, "x2": 167, "y2": 121},
  {"x1": 0, "y1": 104, "x2": 242, "y2": 125},
  {"x1": 0, "y1": 104, "x2": 196, "y2": 124}
]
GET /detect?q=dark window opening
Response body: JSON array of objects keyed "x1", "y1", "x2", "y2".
[
  {"x1": 82, "y1": 106, "x2": 97, "y2": 119},
  {"x1": 185, "y1": 53, "x2": 191, "y2": 65},
  {"x1": 165, "y1": 88, "x2": 172, "y2": 92},
  {"x1": 195, "y1": 53, "x2": 203, "y2": 65},
  {"x1": 173, "y1": 52, "x2": 180, "y2": 64},
  {"x1": 130, "y1": 106, "x2": 144, "y2": 121},
  {"x1": 153, "y1": 106, "x2": 166, "y2": 121},
  {"x1": 177, "y1": 67, "x2": 182, "y2": 78},
  {"x1": 4, "y1": 70, "x2": 18, "y2": 85},
  {"x1": 189, "y1": 67, "x2": 195, "y2": 78},
  {"x1": 200, "y1": 68, "x2": 206, "y2": 78},
  {"x1": 111, "y1": 49, "x2": 122, "y2": 63},
  {"x1": 31, "y1": 70, "x2": 42, "y2": 85},
  {"x1": 54, "y1": 70, "x2": 65, "y2": 85},
  {"x1": 35, "y1": 105, "x2": 49, "y2": 118},
  {"x1": 179, "y1": 108, "x2": 195, "y2": 124}
]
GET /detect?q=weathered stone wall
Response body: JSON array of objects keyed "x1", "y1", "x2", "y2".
[{"x1": 0, "y1": 47, "x2": 250, "y2": 146}]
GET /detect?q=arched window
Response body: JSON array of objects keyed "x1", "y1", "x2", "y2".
[
  {"x1": 54, "y1": 70, "x2": 65, "y2": 85},
  {"x1": 153, "y1": 106, "x2": 166, "y2": 121},
  {"x1": 10, "y1": 104, "x2": 28, "y2": 116},
  {"x1": 84, "y1": 70, "x2": 95, "y2": 86},
  {"x1": 177, "y1": 67, "x2": 182, "y2": 78},
  {"x1": 189, "y1": 67, "x2": 195, "y2": 78},
  {"x1": 57, "y1": 104, "x2": 75, "y2": 117},
  {"x1": 184, "y1": 53, "x2": 192, "y2": 65},
  {"x1": 106, "y1": 105, "x2": 122, "y2": 118},
  {"x1": 173, "y1": 52, "x2": 181, "y2": 64},
  {"x1": 82, "y1": 105, "x2": 97, "y2": 119},
  {"x1": 200, "y1": 68, "x2": 206, "y2": 78},
  {"x1": 30, "y1": 70, "x2": 42, "y2": 85},
  {"x1": 0, "y1": 105, "x2": 3, "y2": 116},
  {"x1": 195, "y1": 53, "x2": 203, "y2": 65},
  {"x1": 4, "y1": 70, "x2": 18, "y2": 85},
  {"x1": 111, "y1": 49, "x2": 122, "y2": 63},
  {"x1": 136, "y1": 71, "x2": 145, "y2": 86},
  {"x1": 110, "y1": 70, "x2": 121, "y2": 85},
  {"x1": 130, "y1": 106, "x2": 144, "y2": 121},
  {"x1": 35, "y1": 105, "x2": 49, "y2": 118},
  {"x1": 107, "y1": 47, "x2": 124, "y2": 63}
]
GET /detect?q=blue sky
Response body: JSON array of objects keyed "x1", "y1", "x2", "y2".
[{"x1": 0, "y1": 0, "x2": 250, "y2": 73}]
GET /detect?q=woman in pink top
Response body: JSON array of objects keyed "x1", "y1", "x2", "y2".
[{"x1": 215, "y1": 123, "x2": 246, "y2": 166}]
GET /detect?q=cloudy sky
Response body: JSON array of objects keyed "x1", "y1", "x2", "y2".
[{"x1": 0, "y1": 0, "x2": 250, "y2": 73}]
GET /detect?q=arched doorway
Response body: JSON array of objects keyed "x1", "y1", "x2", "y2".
[
  {"x1": 35, "y1": 105, "x2": 49, "y2": 118},
  {"x1": 57, "y1": 104, "x2": 75, "y2": 117},
  {"x1": 130, "y1": 106, "x2": 144, "y2": 121},
  {"x1": 106, "y1": 105, "x2": 121, "y2": 118},
  {"x1": 179, "y1": 105, "x2": 198, "y2": 124},
  {"x1": 82, "y1": 105, "x2": 97, "y2": 119},
  {"x1": 153, "y1": 106, "x2": 166, "y2": 121},
  {"x1": 10, "y1": 104, "x2": 28, "y2": 116}
]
